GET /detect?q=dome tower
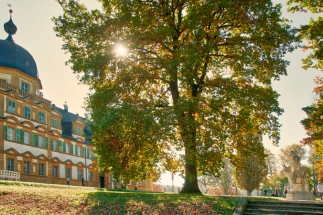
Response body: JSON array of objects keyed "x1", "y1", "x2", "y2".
[{"x1": 0, "y1": 9, "x2": 42, "y2": 89}]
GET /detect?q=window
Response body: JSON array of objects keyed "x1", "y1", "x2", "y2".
[
  {"x1": 7, "y1": 158, "x2": 14, "y2": 171},
  {"x1": 53, "y1": 166, "x2": 58, "y2": 177},
  {"x1": 24, "y1": 161, "x2": 30, "y2": 174},
  {"x1": 89, "y1": 172, "x2": 93, "y2": 181},
  {"x1": 65, "y1": 143, "x2": 69, "y2": 154},
  {"x1": 77, "y1": 170, "x2": 82, "y2": 180},
  {"x1": 38, "y1": 136, "x2": 44, "y2": 148},
  {"x1": 76, "y1": 146, "x2": 81, "y2": 156},
  {"x1": 39, "y1": 163, "x2": 44, "y2": 176},
  {"x1": 21, "y1": 82, "x2": 28, "y2": 92},
  {"x1": 88, "y1": 149, "x2": 92, "y2": 159},
  {"x1": 38, "y1": 112, "x2": 45, "y2": 123},
  {"x1": 7, "y1": 127, "x2": 14, "y2": 141},
  {"x1": 75, "y1": 127, "x2": 81, "y2": 135},
  {"x1": 51, "y1": 118, "x2": 58, "y2": 128},
  {"x1": 24, "y1": 106, "x2": 31, "y2": 118},
  {"x1": 52, "y1": 139, "x2": 57, "y2": 151},
  {"x1": 23, "y1": 131, "x2": 30, "y2": 144},
  {"x1": 25, "y1": 60, "x2": 30, "y2": 68},
  {"x1": 7, "y1": 100, "x2": 16, "y2": 113},
  {"x1": 66, "y1": 168, "x2": 71, "y2": 178}
]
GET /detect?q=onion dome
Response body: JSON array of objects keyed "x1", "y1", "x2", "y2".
[{"x1": 0, "y1": 10, "x2": 40, "y2": 80}]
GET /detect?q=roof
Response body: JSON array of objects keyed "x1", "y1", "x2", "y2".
[
  {"x1": 0, "y1": 14, "x2": 42, "y2": 87},
  {"x1": 55, "y1": 106, "x2": 92, "y2": 144}
]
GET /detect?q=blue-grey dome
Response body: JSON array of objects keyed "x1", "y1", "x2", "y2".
[
  {"x1": 0, "y1": 39, "x2": 39, "y2": 79},
  {"x1": 0, "y1": 13, "x2": 39, "y2": 79}
]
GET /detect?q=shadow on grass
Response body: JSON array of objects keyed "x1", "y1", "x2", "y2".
[{"x1": 84, "y1": 189, "x2": 238, "y2": 214}]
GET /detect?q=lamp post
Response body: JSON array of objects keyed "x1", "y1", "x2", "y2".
[{"x1": 85, "y1": 145, "x2": 88, "y2": 186}]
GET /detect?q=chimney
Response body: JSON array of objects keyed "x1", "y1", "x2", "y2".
[{"x1": 63, "y1": 102, "x2": 68, "y2": 112}]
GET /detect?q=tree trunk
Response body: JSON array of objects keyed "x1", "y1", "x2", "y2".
[
  {"x1": 180, "y1": 131, "x2": 201, "y2": 194},
  {"x1": 247, "y1": 190, "x2": 252, "y2": 196}
]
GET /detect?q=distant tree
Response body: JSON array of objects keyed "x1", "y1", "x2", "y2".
[
  {"x1": 233, "y1": 145, "x2": 268, "y2": 196},
  {"x1": 54, "y1": 0, "x2": 298, "y2": 193},
  {"x1": 198, "y1": 158, "x2": 233, "y2": 195},
  {"x1": 307, "y1": 146, "x2": 320, "y2": 189},
  {"x1": 287, "y1": 0, "x2": 323, "y2": 70},
  {"x1": 265, "y1": 149, "x2": 277, "y2": 177}
]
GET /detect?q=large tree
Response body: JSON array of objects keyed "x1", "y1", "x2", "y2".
[{"x1": 53, "y1": 0, "x2": 297, "y2": 193}]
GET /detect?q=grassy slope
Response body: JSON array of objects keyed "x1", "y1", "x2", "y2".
[{"x1": 0, "y1": 181, "x2": 238, "y2": 214}]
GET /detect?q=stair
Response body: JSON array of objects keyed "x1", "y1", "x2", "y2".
[{"x1": 244, "y1": 199, "x2": 323, "y2": 215}]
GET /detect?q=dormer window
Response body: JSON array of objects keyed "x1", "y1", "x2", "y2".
[
  {"x1": 21, "y1": 82, "x2": 28, "y2": 92},
  {"x1": 75, "y1": 127, "x2": 81, "y2": 135},
  {"x1": 25, "y1": 60, "x2": 30, "y2": 68}
]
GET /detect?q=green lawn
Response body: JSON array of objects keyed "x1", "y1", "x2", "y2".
[{"x1": 0, "y1": 181, "x2": 238, "y2": 214}]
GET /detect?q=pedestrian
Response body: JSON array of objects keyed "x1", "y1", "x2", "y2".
[
  {"x1": 284, "y1": 185, "x2": 288, "y2": 197},
  {"x1": 67, "y1": 177, "x2": 70, "y2": 185},
  {"x1": 135, "y1": 186, "x2": 138, "y2": 191},
  {"x1": 82, "y1": 178, "x2": 85, "y2": 186},
  {"x1": 264, "y1": 189, "x2": 267, "y2": 196},
  {"x1": 317, "y1": 182, "x2": 323, "y2": 200}
]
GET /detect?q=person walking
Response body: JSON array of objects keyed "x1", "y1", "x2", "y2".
[
  {"x1": 264, "y1": 189, "x2": 267, "y2": 196},
  {"x1": 317, "y1": 182, "x2": 323, "y2": 200},
  {"x1": 284, "y1": 185, "x2": 288, "y2": 197},
  {"x1": 67, "y1": 177, "x2": 70, "y2": 185},
  {"x1": 82, "y1": 178, "x2": 85, "y2": 186}
]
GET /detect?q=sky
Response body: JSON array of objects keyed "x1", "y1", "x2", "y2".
[{"x1": 0, "y1": 0, "x2": 321, "y2": 186}]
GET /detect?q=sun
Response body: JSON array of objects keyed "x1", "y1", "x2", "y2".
[{"x1": 114, "y1": 43, "x2": 128, "y2": 58}]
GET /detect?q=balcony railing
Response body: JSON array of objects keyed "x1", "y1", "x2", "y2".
[{"x1": 0, "y1": 81, "x2": 52, "y2": 107}]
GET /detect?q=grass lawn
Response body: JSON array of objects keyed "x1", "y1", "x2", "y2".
[{"x1": 0, "y1": 181, "x2": 238, "y2": 214}]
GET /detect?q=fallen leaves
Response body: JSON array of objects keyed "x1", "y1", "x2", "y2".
[{"x1": 0, "y1": 184, "x2": 236, "y2": 215}]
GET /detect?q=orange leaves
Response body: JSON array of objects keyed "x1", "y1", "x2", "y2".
[{"x1": 302, "y1": 45, "x2": 309, "y2": 52}]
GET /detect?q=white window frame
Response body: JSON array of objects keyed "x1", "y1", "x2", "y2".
[
  {"x1": 24, "y1": 161, "x2": 30, "y2": 174},
  {"x1": 77, "y1": 169, "x2": 82, "y2": 180},
  {"x1": 21, "y1": 82, "x2": 28, "y2": 92},
  {"x1": 52, "y1": 140, "x2": 57, "y2": 151},
  {"x1": 24, "y1": 106, "x2": 31, "y2": 118},
  {"x1": 7, "y1": 158, "x2": 14, "y2": 171},
  {"x1": 7, "y1": 127, "x2": 14, "y2": 141},
  {"x1": 39, "y1": 163, "x2": 44, "y2": 176},
  {"x1": 38, "y1": 136, "x2": 44, "y2": 148},
  {"x1": 65, "y1": 143, "x2": 69, "y2": 154},
  {"x1": 23, "y1": 131, "x2": 30, "y2": 144},
  {"x1": 8, "y1": 100, "x2": 16, "y2": 113},
  {"x1": 51, "y1": 118, "x2": 58, "y2": 128},
  {"x1": 53, "y1": 166, "x2": 58, "y2": 177},
  {"x1": 38, "y1": 111, "x2": 45, "y2": 123}
]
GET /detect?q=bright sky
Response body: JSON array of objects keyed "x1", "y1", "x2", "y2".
[{"x1": 0, "y1": 0, "x2": 320, "y2": 186}]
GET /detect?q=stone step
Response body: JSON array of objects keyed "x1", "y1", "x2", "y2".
[
  {"x1": 247, "y1": 203, "x2": 323, "y2": 210},
  {"x1": 244, "y1": 208, "x2": 323, "y2": 215},
  {"x1": 248, "y1": 200, "x2": 323, "y2": 206},
  {"x1": 244, "y1": 199, "x2": 323, "y2": 215}
]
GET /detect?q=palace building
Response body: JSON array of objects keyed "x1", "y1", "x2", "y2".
[{"x1": 0, "y1": 11, "x2": 153, "y2": 190}]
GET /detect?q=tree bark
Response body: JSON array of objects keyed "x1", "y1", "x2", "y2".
[{"x1": 180, "y1": 147, "x2": 201, "y2": 193}]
